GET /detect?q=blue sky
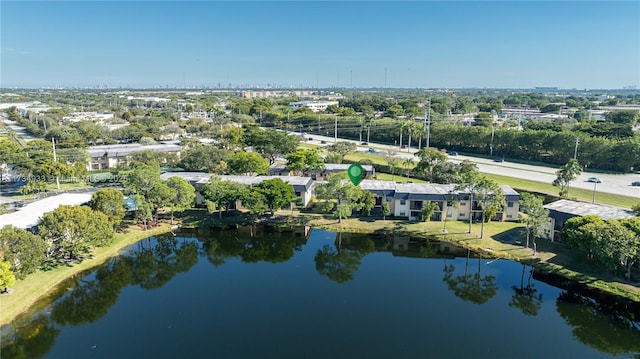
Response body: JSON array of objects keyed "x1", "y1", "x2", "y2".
[{"x1": 1, "y1": 1, "x2": 638, "y2": 89}]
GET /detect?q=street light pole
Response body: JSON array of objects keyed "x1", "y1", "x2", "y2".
[
  {"x1": 592, "y1": 181, "x2": 597, "y2": 203},
  {"x1": 574, "y1": 137, "x2": 580, "y2": 160}
]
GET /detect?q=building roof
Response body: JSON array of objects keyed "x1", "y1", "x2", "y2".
[
  {"x1": 160, "y1": 172, "x2": 314, "y2": 192},
  {"x1": 88, "y1": 143, "x2": 181, "y2": 158},
  {"x1": 358, "y1": 180, "x2": 519, "y2": 201},
  {"x1": 544, "y1": 199, "x2": 635, "y2": 221},
  {"x1": 160, "y1": 171, "x2": 213, "y2": 185},
  {"x1": 0, "y1": 192, "x2": 95, "y2": 229}
]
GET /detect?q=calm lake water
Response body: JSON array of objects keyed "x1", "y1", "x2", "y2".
[{"x1": 2, "y1": 226, "x2": 640, "y2": 359}]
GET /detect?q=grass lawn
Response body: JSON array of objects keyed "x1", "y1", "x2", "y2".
[
  {"x1": 44, "y1": 181, "x2": 91, "y2": 192},
  {"x1": 0, "y1": 224, "x2": 173, "y2": 326},
  {"x1": 482, "y1": 173, "x2": 638, "y2": 208}
]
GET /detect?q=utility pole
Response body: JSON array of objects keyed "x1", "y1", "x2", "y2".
[
  {"x1": 334, "y1": 114, "x2": 338, "y2": 143},
  {"x1": 426, "y1": 97, "x2": 431, "y2": 148},
  {"x1": 51, "y1": 137, "x2": 60, "y2": 190},
  {"x1": 490, "y1": 126, "x2": 495, "y2": 157},
  {"x1": 592, "y1": 182, "x2": 597, "y2": 203},
  {"x1": 574, "y1": 137, "x2": 580, "y2": 160}
]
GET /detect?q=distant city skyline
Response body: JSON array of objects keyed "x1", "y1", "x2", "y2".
[{"x1": 1, "y1": 1, "x2": 638, "y2": 89}]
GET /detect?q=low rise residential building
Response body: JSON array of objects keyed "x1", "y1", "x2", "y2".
[
  {"x1": 62, "y1": 111, "x2": 114, "y2": 123},
  {"x1": 289, "y1": 101, "x2": 339, "y2": 112},
  {"x1": 269, "y1": 163, "x2": 375, "y2": 181},
  {"x1": 159, "y1": 172, "x2": 315, "y2": 208},
  {"x1": 360, "y1": 180, "x2": 520, "y2": 222},
  {"x1": 87, "y1": 143, "x2": 181, "y2": 171},
  {"x1": 542, "y1": 199, "x2": 636, "y2": 241}
]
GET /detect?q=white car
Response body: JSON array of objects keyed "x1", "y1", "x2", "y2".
[{"x1": 587, "y1": 177, "x2": 603, "y2": 183}]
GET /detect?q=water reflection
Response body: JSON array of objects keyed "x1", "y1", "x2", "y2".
[
  {"x1": 0, "y1": 315, "x2": 59, "y2": 359},
  {"x1": 1, "y1": 226, "x2": 639, "y2": 358},
  {"x1": 557, "y1": 291, "x2": 640, "y2": 357},
  {"x1": 509, "y1": 264, "x2": 543, "y2": 317},
  {"x1": 201, "y1": 225, "x2": 309, "y2": 266},
  {"x1": 314, "y1": 233, "x2": 375, "y2": 283},
  {"x1": 442, "y1": 250, "x2": 499, "y2": 305}
]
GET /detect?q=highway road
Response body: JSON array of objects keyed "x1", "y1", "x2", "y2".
[{"x1": 299, "y1": 132, "x2": 640, "y2": 199}]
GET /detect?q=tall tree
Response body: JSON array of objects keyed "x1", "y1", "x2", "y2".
[
  {"x1": 166, "y1": 176, "x2": 196, "y2": 224},
  {"x1": 455, "y1": 167, "x2": 482, "y2": 234},
  {"x1": 0, "y1": 225, "x2": 46, "y2": 279},
  {"x1": 473, "y1": 177, "x2": 505, "y2": 239},
  {"x1": 88, "y1": 188, "x2": 126, "y2": 228},
  {"x1": 315, "y1": 173, "x2": 353, "y2": 223},
  {"x1": 552, "y1": 159, "x2": 582, "y2": 198},
  {"x1": 180, "y1": 144, "x2": 230, "y2": 173},
  {"x1": 200, "y1": 177, "x2": 249, "y2": 218},
  {"x1": 38, "y1": 205, "x2": 114, "y2": 263},
  {"x1": 519, "y1": 193, "x2": 549, "y2": 251},
  {"x1": 0, "y1": 260, "x2": 16, "y2": 292},
  {"x1": 604, "y1": 218, "x2": 640, "y2": 280},
  {"x1": 414, "y1": 147, "x2": 448, "y2": 182},
  {"x1": 251, "y1": 178, "x2": 297, "y2": 215},
  {"x1": 125, "y1": 165, "x2": 161, "y2": 199},
  {"x1": 421, "y1": 201, "x2": 440, "y2": 222},
  {"x1": 132, "y1": 194, "x2": 153, "y2": 230},
  {"x1": 148, "y1": 180, "x2": 177, "y2": 224},
  {"x1": 244, "y1": 127, "x2": 299, "y2": 165},
  {"x1": 227, "y1": 151, "x2": 269, "y2": 175}
]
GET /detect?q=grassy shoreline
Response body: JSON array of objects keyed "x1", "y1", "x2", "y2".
[
  {"x1": 2, "y1": 212, "x2": 638, "y2": 327},
  {"x1": 0, "y1": 224, "x2": 173, "y2": 326}
]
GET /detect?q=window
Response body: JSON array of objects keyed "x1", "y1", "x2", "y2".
[
  {"x1": 459, "y1": 212, "x2": 465, "y2": 217},
  {"x1": 460, "y1": 201, "x2": 467, "y2": 206},
  {"x1": 507, "y1": 201, "x2": 514, "y2": 208},
  {"x1": 386, "y1": 196, "x2": 393, "y2": 202},
  {"x1": 507, "y1": 214, "x2": 513, "y2": 219},
  {"x1": 446, "y1": 213, "x2": 453, "y2": 218},
  {"x1": 399, "y1": 211, "x2": 406, "y2": 216},
  {"x1": 400, "y1": 199, "x2": 406, "y2": 205}
]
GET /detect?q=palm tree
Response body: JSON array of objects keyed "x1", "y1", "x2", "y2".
[{"x1": 403, "y1": 158, "x2": 414, "y2": 178}]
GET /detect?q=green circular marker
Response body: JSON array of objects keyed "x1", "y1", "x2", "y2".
[{"x1": 348, "y1": 163, "x2": 364, "y2": 185}]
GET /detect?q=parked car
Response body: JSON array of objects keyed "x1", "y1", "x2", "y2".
[
  {"x1": 320, "y1": 140, "x2": 327, "y2": 144},
  {"x1": 448, "y1": 151, "x2": 458, "y2": 156},
  {"x1": 631, "y1": 181, "x2": 640, "y2": 186},
  {"x1": 587, "y1": 177, "x2": 603, "y2": 183},
  {"x1": 400, "y1": 145, "x2": 408, "y2": 149},
  {"x1": 308, "y1": 137, "x2": 313, "y2": 141},
  {"x1": 493, "y1": 157, "x2": 504, "y2": 163},
  {"x1": 368, "y1": 147, "x2": 378, "y2": 153}
]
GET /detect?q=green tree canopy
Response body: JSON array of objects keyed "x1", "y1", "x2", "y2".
[
  {"x1": 227, "y1": 151, "x2": 269, "y2": 175},
  {"x1": 0, "y1": 225, "x2": 46, "y2": 279},
  {"x1": 89, "y1": 188, "x2": 126, "y2": 228},
  {"x1": 38, "y1": 205, "x2": 114, "y2": 263},
  {"x1": 552, "y1": 159, "x2": 583, "y2": 198},
  {"x1": 0, "y1": 260, "x2": 17, "y2": 291},
  {"x1": 606, "y1": 110, "x2": 639, "y2": 125},
  {"x1": 166, "y1": 176, "x2": 196, "y2": 223},
  {"x1": 251, "y1": 178, "x2": 297, "y2": 215},
  {"x1": 200, "y1": 176, "x2": 249, "y2": 218}
]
